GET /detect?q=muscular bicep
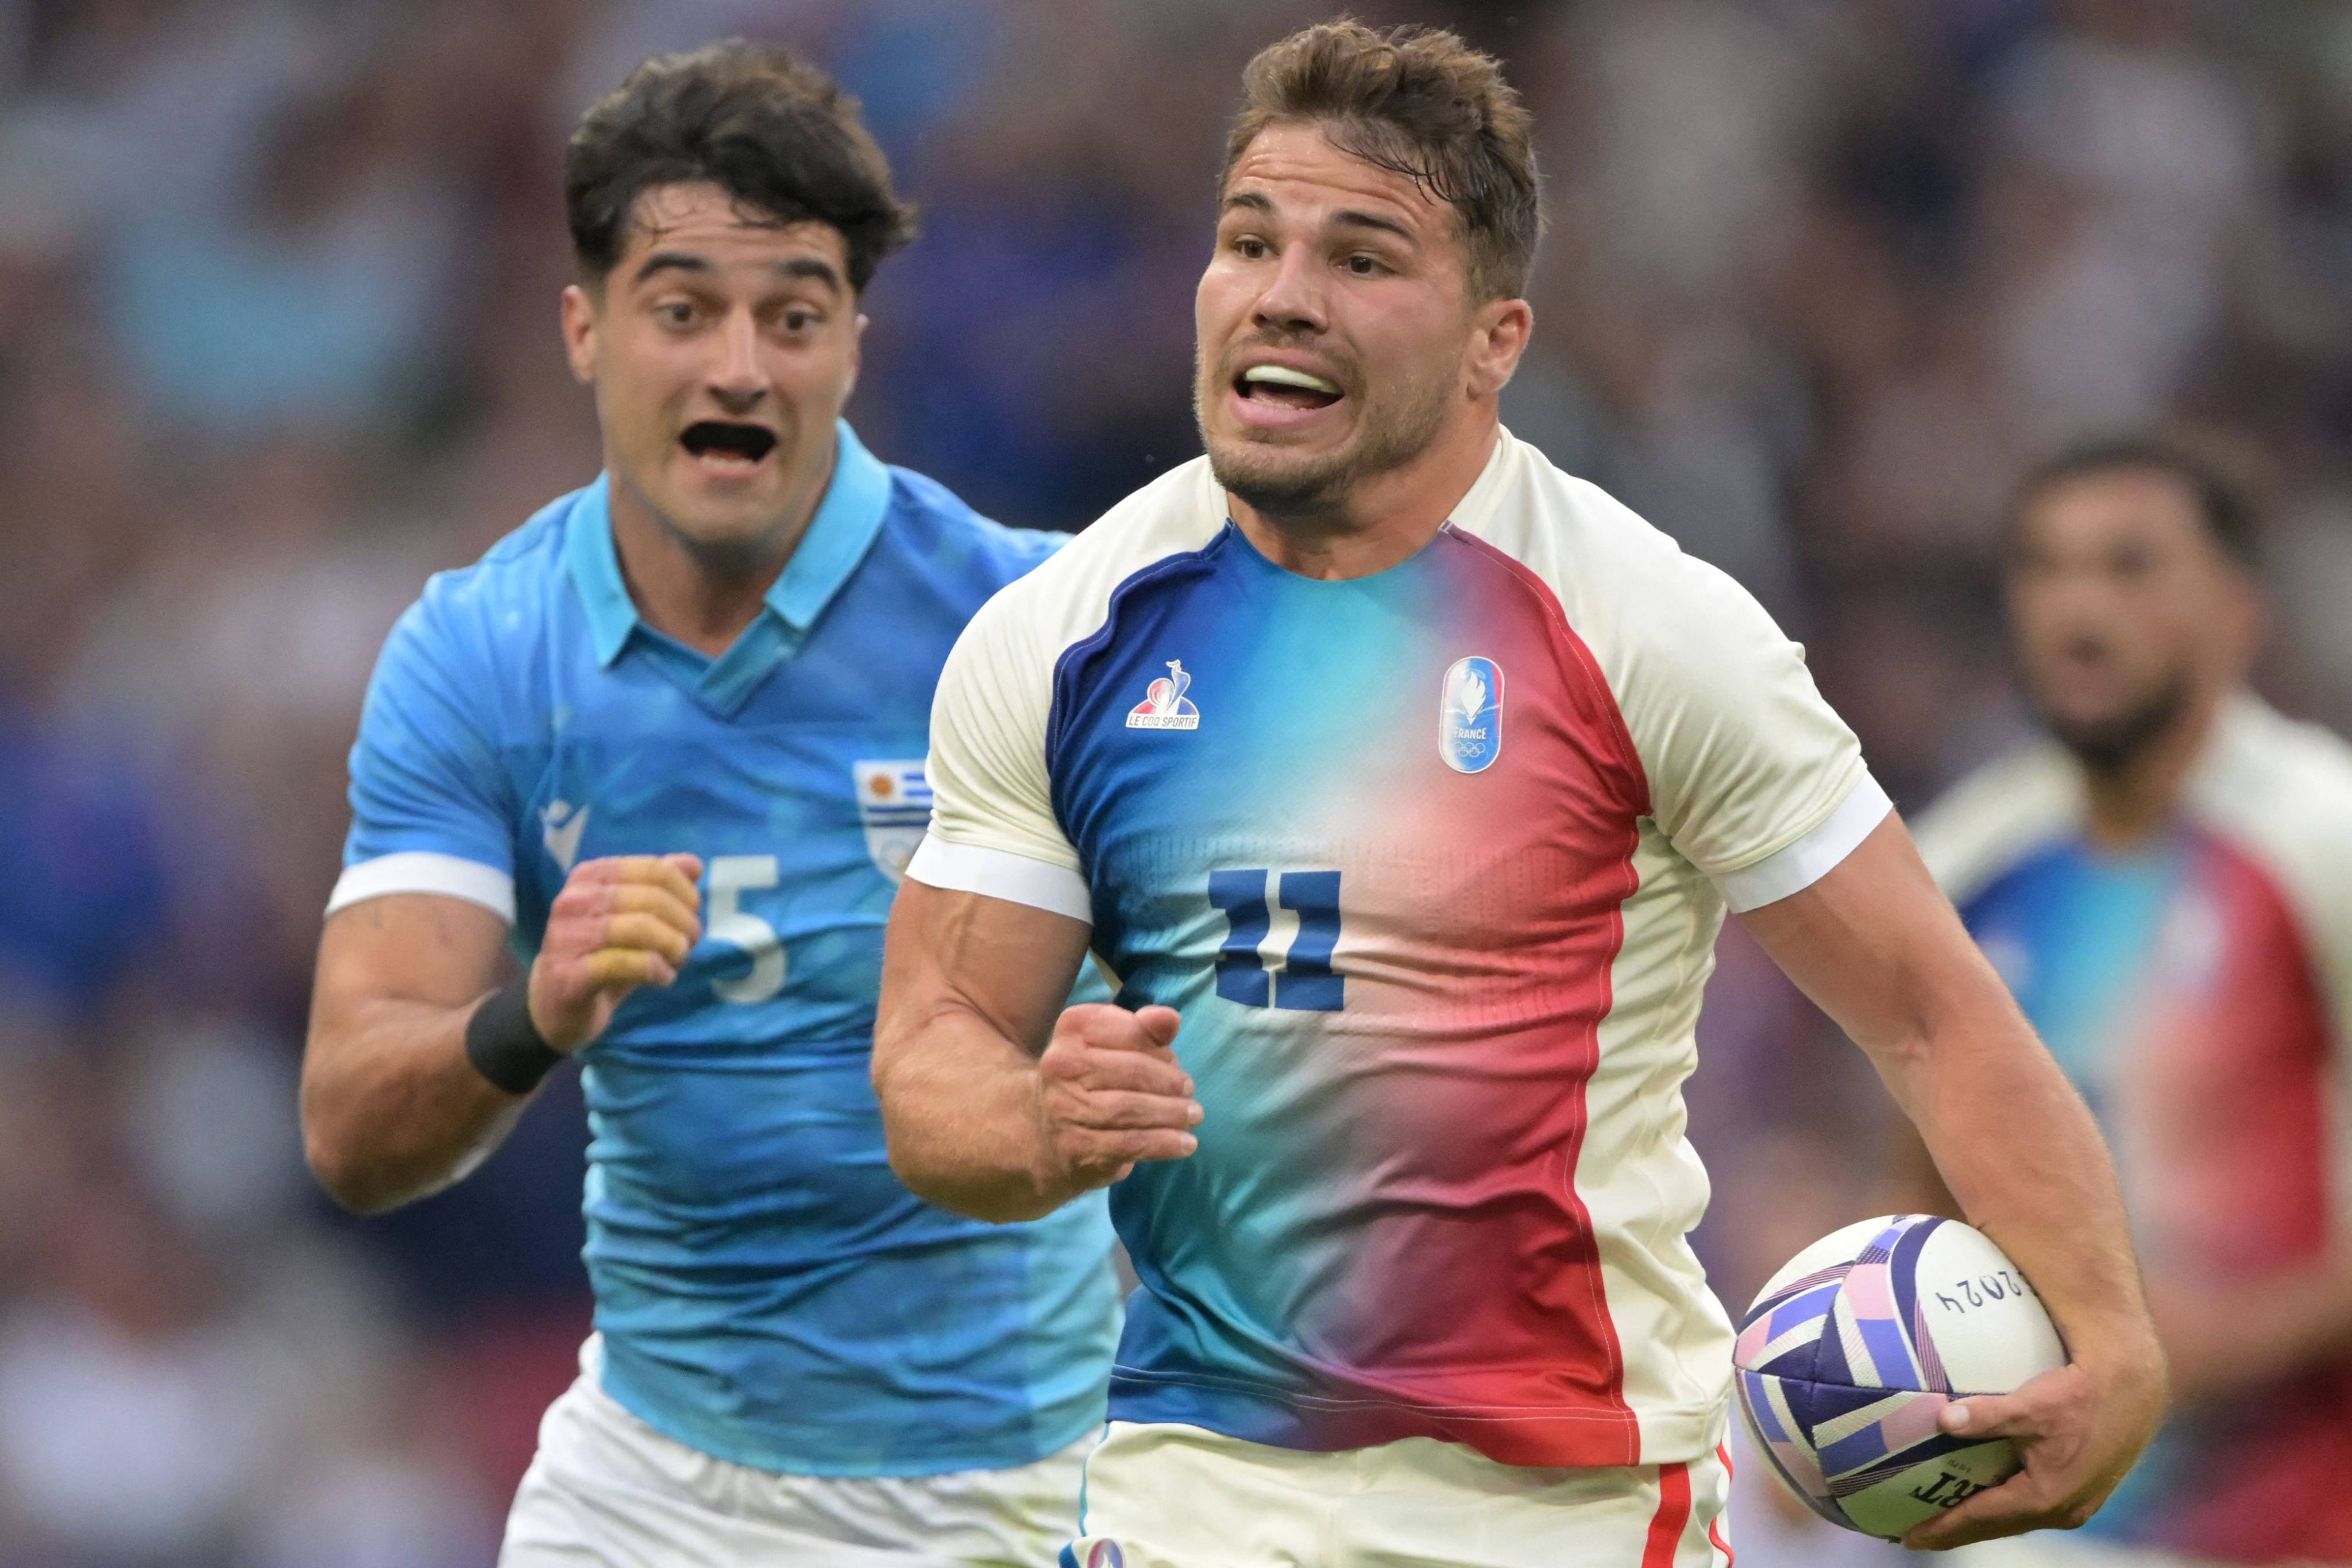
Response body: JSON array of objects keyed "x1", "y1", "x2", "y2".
[
  {"x1": 303, "y1": 892, "x2": 530, "y2": 1212},
  {"x1": 878, "y1": 878, "x2": 1092, "y2": 1064},
  {"x1": 1735, "y1": 812, "x2": 2011, "y2": 1068},
  {"x1": 311, "y1": 892, "x2": 511, "y2": 1032}
]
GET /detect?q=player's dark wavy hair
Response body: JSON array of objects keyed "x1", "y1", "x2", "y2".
[
  {"x1": 2006, "y1": 431, "x2": 2268, "y2": 571},
  {"x1": 1223, "y1": 21, "x2": 1543, "y2": 303},
  {"x1": 565, "y1": 40, "x2": 916, "y2": 292}
]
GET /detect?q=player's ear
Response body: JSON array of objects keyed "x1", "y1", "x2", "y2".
[
  {"x1": 2220, "y1": 565, "x2": 2266, "y2": 682},
  {"x1": 1465, "y1": 295, "x2": 1532, "y2": 399},
  {"x1": 560, "y1": 283, "x2": 600, "y2": 385},
  {"x1": 840, "y1": 311, "x2": 868, "y2": 406}
]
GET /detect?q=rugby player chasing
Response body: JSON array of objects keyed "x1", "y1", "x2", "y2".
[{"x1": 302, "y1": 43, "x2": 1117, "y2": 1567}]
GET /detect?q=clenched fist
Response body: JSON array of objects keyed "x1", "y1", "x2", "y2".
[
  {"x1": 528, "y1": 853, "x2": 704, "y2": 1052},
  {"x1": 1034, "y1": 1003, "x2": 1202, "y2": 1195}
]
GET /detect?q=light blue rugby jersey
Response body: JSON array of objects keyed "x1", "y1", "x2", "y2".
[{"x1": 334, "y1": 422, "x2": 1121, "y2": 1476}]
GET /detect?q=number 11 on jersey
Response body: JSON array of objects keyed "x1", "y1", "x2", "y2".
[{"x1": 1208, "y1": 868, "x2": 1343, "y2": 1012}]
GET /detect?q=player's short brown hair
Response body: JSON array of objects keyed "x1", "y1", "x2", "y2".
[
  {"x1": 565, "y1": 40, "x2": 916, "y2": 291},
  {"x1": 1222, "y1": 20, "x2": 1543, "y2": 304},
  {"x1": 2006, "y1": 432, "x2": 2268, "y2": 572}
]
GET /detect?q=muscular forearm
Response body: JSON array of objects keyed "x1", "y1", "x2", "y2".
[
  {"x1": 873, "y1": 1001, "x2": 1068, "y2": 1223},
  {"x1": 1744, "y1": 823, "x2": 2158, "y2": 1369},
  {"x1": 873, "y1": 880, "x2": 1196, "y2": 1223},
  {"x1": 302, "y1": 859, "x2": 698, "y2": 1215},
  {"x1": 301, "y1": 993, "x2": 527, "y2": 1214},
  {"x1": 1881, "y1": 991, "x2": 2158, "y2": 1372},
  {"x1": 1744, "y1": 817, "x2": 2164, "y2": 1545}
]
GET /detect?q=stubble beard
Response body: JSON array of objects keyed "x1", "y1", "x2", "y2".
[
  {"x1": 2035, "y1": 672, "x2": 2193, "y2": 777},
  {"x1": 1196, "y1": 352, "x2": 1454, "y2": 524}
]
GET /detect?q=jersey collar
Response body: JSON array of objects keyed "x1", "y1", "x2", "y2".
[{"x1": 566, "y1": 420, "x2": 895, "y2": 689}]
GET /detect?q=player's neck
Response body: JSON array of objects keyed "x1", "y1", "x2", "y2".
[
  {"x1": 604, "y1": 470, "x2": 825, "y2": 659},
  {"x1": 2078, "y1": 688, "x2": 2226, "y2": 852},
  {"x1": 1229, "y1": 414, "x2": 1499, "y2": 581}
]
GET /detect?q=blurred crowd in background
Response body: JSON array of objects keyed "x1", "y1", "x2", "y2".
[{"x1": 2, "y1": 0, "x2": 2350, "y2": 1562}]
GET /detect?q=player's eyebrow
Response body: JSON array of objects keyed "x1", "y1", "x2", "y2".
[
  {"x1": 1331, "y1": 210, "x2": 1418, "y2": 246},
  {"x1": 632, "y1": 251, "x2": 715, "y2": 287},
  {"x1": 629, "y1": 251, "x2": 844, "y2": 295},
  {"x1": 1219, "y1": 190, "x2": 1419, "y2": 247},
  {"x1": 775, "y1": 256, "x2": 845, "y2": 295}
]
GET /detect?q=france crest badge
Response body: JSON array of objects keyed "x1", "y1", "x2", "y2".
[{"x1": 1439, "y1": 656, "x2": 1503, "y2": 774}]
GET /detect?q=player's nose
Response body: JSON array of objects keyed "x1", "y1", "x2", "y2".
[
  {"x1": 1250, "y1": 246, "x2": 1328, "y2": 335},
  {"x1": 705, "y1": 310, "x2": 768, "y2": 404}
]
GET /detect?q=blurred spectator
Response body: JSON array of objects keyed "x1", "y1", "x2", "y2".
[{"x1": 0, "y1": 1171, "x2": 292, "y2": 1565}]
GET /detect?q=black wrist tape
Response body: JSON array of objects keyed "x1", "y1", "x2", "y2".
[{"x1": 464, "y1": 980, "x2": 563, "y2": 1095}]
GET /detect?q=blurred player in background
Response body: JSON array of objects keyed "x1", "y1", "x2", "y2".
[
  {"x1": 872, "y1": 21, "x2": 2162, "y2": 1567},
  {"x1": 1917, "y1": 437, "x2": 2352, "y2": 1565},
  {"x1": 298, "y1": 42, "x2": 1118, "y2": 1567}
]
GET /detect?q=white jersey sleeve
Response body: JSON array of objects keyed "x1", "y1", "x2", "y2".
[
  {"x1": 907, "y1": 457, "x2": 1231, "y2": 926},
  {"x1": 907, "y1": 590, "x2": 1092, "y2": 923},
  {"x1": 1615, "y1": 555, "x2": 1886, "y2": 909},
  {"x1": 1451, "y1": 439, "x2": 1887, "y2": 912},
  {"x1": 2191, "y1": 698, "x2": 2352, "y2": 1079}
]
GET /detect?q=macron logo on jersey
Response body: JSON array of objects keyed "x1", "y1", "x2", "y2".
[
  {"x1": 542, "y1": 800, "x2": 590, "y2": 871},
  {"x1": 1126, "y1": 660, "x2": 1200, "y2": 731}
]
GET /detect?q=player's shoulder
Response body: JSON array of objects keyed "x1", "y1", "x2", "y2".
[
  {"x1": 872, "y1": 462, "x2": 1068, "y2": 589},
  {"x1": 401, "y1": 486, "x2": 584, "y2": 646},
  {"x1": 369, "y1": 484, "x2": 595, "y2": 725},
  {"x1": 2200, "y1": 694, "x2": 2352, "y2": 813},
  {"x1": 958, "y1": 456, "x2": 1227, "y2": 659},
  {"x1": 2190, "y1": 696, "x2": 2352, "y2": 1022},
  {"x1": 1909, "y1": 742, "x2": 2083, "y2": 904},
  {"x1": 1455, "y1": 428, "x2": 1714, "y2": 590},
  {"x1": 2192, "y1": 696, "x2": 2352, "y2": 873},
  {"x1": 1454, "y1": 428, "x2": 1798, "y2": 683}
]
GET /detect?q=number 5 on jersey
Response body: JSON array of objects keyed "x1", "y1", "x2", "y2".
[
  {"x1": 1208, "y1": 868, "x2": 1343, "y2": 1011},
  {"x1": 706, "y1": 854, "x2": 785, "y2": 1004}
]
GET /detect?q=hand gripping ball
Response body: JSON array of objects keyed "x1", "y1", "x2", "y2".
[{"x1": 1732, "y1": 1214, "x2": 2067, "y2": 1539}]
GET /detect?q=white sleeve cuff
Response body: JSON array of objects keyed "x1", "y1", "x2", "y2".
[
  {"x1": 905, "y1": 836, "x2": 1092, "y2": 924},
  {"x1": 327, "y1": 852, "x2": 516, "y2": 922},
  {"x1": 1713, "y1": 773, "x2": 1894, "y2": 913}
]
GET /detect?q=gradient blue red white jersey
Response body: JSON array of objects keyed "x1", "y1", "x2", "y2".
[
  {"x1": 331, "y1": 423, "x2": 1120, "y2": 1477},
  {"x1": 1918, "y1": 696, "x2": 2352, "y2": 1562},
  {"x1": 910, "y1": 427, "x2": 1893, "y2": 1469}
]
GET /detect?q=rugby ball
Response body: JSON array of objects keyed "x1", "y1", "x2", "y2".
[{"x1": 1732, "y1": 1214, "x2": 2067, "y2": 1539}]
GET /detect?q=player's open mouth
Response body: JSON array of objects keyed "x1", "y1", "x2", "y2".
[
  {"x1": 1235, "y1": 364, "x2": 1344, "y2": 412},
  {"x1": 680, "y1": 420, "x2": 779, "y2": 469}
]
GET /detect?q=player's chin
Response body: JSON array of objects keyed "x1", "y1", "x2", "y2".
[
  {"x1": 660, "y1": 458, "x2": 786, "y2": 516},
  {"x1": 1204, "y1": 434, "x2": 1356, "y2": 509},
  {"x1": 658, "y1": 492, "x2": 788, "y2": 551}
]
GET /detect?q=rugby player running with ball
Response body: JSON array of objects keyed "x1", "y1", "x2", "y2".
[{"x1": 874, "y1": 22, "x2": 2164, "y2": 1565}]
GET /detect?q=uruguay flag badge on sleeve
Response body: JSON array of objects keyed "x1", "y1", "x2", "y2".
[{"x1": 853, "y1": 760, "x2": 932, "y2": 882}]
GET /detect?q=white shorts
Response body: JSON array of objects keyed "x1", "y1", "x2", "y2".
[
  {"x1": 500, "y1": 1340, "x2": 1092, "y2": 1567},
  {"x1": 1067, "y1": 1420, "x2": 1732, "y2": 1568}
]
